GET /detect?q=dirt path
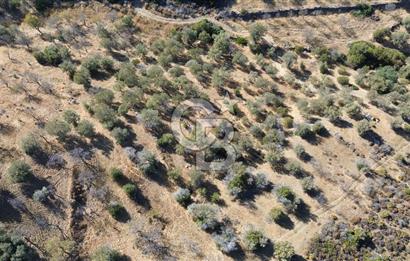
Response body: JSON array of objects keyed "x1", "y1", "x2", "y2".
[{"x1": 134, "y1": 8, "x2": 248, "y2": 36}]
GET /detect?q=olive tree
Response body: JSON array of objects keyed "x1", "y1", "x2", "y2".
[
  {"x1": 91, "y1": 246, "x2": 124, "y2": 261},
  {"x1": 274, "y1": 241, "x2": 295, "y2": 261},
  {"x1": 242, "y1": 226, "x2": 268, "y2": 251},
  {"x1": 187, "y1": 203, "x2": 220, "y2": 230},
  {"x1": 45, "y1": 118, "x2": 71, "y2": 140},
  {"x1": 7, "y1": 160, "x2": 32, "y2": 183}
]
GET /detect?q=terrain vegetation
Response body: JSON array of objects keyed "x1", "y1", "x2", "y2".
[{"x1": 0, "y1": 0, "x2": 409, "y2": 260}]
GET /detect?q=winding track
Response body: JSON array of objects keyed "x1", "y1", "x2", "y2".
[{"x1": 132, "y1": 1, "x2": 408, "y2": 37}]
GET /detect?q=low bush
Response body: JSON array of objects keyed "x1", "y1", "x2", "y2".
[
  {"x1": 242, "y1": 226, "x2": 268, "y2": 251},
  {"x1": 76, "y1": 120, "x2": 95, "y2": 138},
  {"x1": 63, "y1": 110, "x2": 80, "y2": 126},
  {"x1": 110, "y1": 168, "x2": 124, "y2": 183},
  {"x1": 8, "y1": 160, "x2": 32, "y2": 183},
  {"x1": 173, "y1": 187, "x2": 191, "y2": 206},
  {"x1": 213, "y1": 227, "x2": 238, "y2": 254},
  {"x1": 111, "y1": 127, "x2": 130, "y2": 146},
  {"x1": 187, "y1": 203, "x2": 220, "y2": 230},
  {"x1": 107, "y1": 202, "x2": 127, "y2": 221},
  {"x1": 274, "y1": 241, "x2": 295, "y2": 261},
  {"x1": 123, "y1": 183, "x2": 138, "y2": 199},
  {"x1": 91, "y1": 246, "x2": 123, "y2": 261},
  {"x1": 73, "y1": 67, "x2": 91, "y2": 89},
  {"x1": 0, "y1": 229, "x2": 39, "y2": 260},
  {"x1": 34, "y1": 45, "x2": 70, "y2": 66},
  {"x1": 295, "y1": 124, "x2": 314, "y2": 140},
  {"x1": 337, "y1": 76, "x2": 350, "y2": 86},
  {"x1": 157, "y1": 133, "x2": 176, "y2": 150},
  {"x1": 21, "y1": 134, "x2": 43, "y2": 158},
  {"x1": 45, "y1": 118, "x2": 71, "y2": 140},
  {"x1": 32, "y1": 186, "x2": 50, "y2": 203}
]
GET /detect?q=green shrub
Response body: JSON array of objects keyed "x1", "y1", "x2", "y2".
[
  {"x1": 8, "y1": 160, "x2": 32, "y2": 183},
  {"x1": 173, "y1": 187, "x2": 191, "y2": 206},
  {"x1": 21, "y1": 134, "x2": 42, "y2": 157},
  {"x1": 111, "y1": 127, "x2": 130, "y2": 145},
  {"x1": 110, "y1": 168, "x2": 124, "y2": 183},
  {"x1": 95, "y1": 89, "x2": 115, "y2": 105},
  {"x1": 276, "y1": 186, "x2": 295, "y2": 201},
  {"x1": 234, "y1": 36, "x2": 248, "y2": 46},
  {"x1": 123, "y1": 183, "x2": 138, "y2": 198},
  {"x1": 232, "y1": 51, "x2": 248, "y2": 67},
  {"x1": 32, "y1": 186, "x2": 50, "y2": 203},
  {"x1": 45, "y1": 118, "x2": 71, "y2": 140},
  {"x1": 59, "y1": 60, "x2": 76, "y2": 79},
  {"x1": 167, "y1": 168, "x2": 181, "y2": 182},
  {"x1": 311, "y1": 122, "x2": 327, "y2": 135},
  {"x1": 391, "y1": 31, "x2": 409, "y2": 49},
  {"x1": 116, "y1": 63, "x2": 139, "y2": 87},
  {"x1": 34, "y1": 45, "x2": 70, "y2": 66},
  {"x1": 24, "y1": 13, "x2": 42, "y2": 31},
  {"x1": 269, "y1": 207, "x2": 286, "y2": 224},
  {"x1": 357, "y1": 119, "x2": 372, "y2": 137},
  {"x1": 190, "y1": 170, "x2": 204, "y2": 189},
  {"x1": 301, "y1": 176, "x2": 317, "y2": 193},
  {"x1": 0, "y1": 229, "x2": 39, "y2": 260},
  {"x1": 347, "y1": 41, "x2": 405, "y2": 68},
  {"x1": 91, "y1": 246, "x2": 123, "y2": 261},
  {"x1": 337, "y1": 76, "x2": 350, "y2": 86},
  {"x1": 284, "y1": 160, "x2": 303, "y2": 177},
  {"x1": 242, "y1": 227, "x2": 268, "y2": 251},
  {"x1": 73, "y1": 67, "x2": 91, "y2": 89},
  {"x1": 187, "y1": 203, "x2": 219, "y2": 230},
  {"x1": 345, "y1": 102, "x2": 362, "y2": 119},
  {"x1": 157, "y1": 133, "x2": 176, "y2": 150},
  {"x1": 63, "y1": 110, "x2": 80, "y2": 126},
  {"x1": 249, "y1": 23, "x2": 267, "y2": 43},
  {"x1": 282, "y1": 51, "x2": 297, "y2": 69},
  {"x1": 295, "y1": 124, "x2": 314, "y2": 139},
  {"x1": 93, "y1": 103, "x2": 118, "y2": 129},
  {"x1": 76, "y1": 120, "x2": 95, "y2": 138},
  {"x1": 136, "y1": 149, "x2": 157, "y2": 175},
  {"x1": 373, "y1": 27, "x2": 391, "y2": 43},
  {"x1": 107, "y1": 202, "x2": 126, "y2": 221},
  {"x1": 282, "y1": 117, "x2": 293, "y2": 128},
  {"x1": 81, "y1": 55, "x2": 114, "y2": 78},
  {"x1": 352, "y1": 4, "x2": 373, "y2": 17},
  {"x1": 274, "y1": 241, "x2": 295, "y2": 261},
  {"x1": 403, "y1": 16, "x2": 410, "y2": 32}
]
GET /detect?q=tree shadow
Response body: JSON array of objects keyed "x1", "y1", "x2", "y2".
[
  {"x1": 291, "y1": 254, "x2": 307, "y2": 261},
  {"x1": 29, "y1": 149, "x2": 49, "y2": 165},
  {"x1": 146, "y1": 161, "x2": 170, "y2": 187},
  {"x1": 276, "y1": 215, "x2": 295, "y2": 230},
  {"x1": 393, "y1": 128, "x2": 410, "y2": 141},
  {"x1": 227, "y1": 246, "x2": 246, "y2": 260},
  {"x1": 0, "y1": 190, "x2": 22, "y2": 222},
  {"x1": 110, "y1": 51, "x2": 129, "y2": 62},
  {"x1": 20, "y1": 175, "x2": 51, "y2": 198},
  {"x1": 254, "y1": 240, "x2": 274, "y2": 260},
  {"x1": 118, "y1": 176, "x2": 151, "y2": 210},
  {"x1": 332, "y1": 118, "x2": 353, "y2": 128},
  {"x1": 362, "y1": 130, "x2": 384, "y2": 145},
  {"x1": 113, "y1": 208, "x2": 131, "y2": 223},
  {"x1": 91, "y1": 133, "x2": 114, "y2": 156},
  {"x1": 294, "y1": 201, "x2": 317, "y2": 223}
]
